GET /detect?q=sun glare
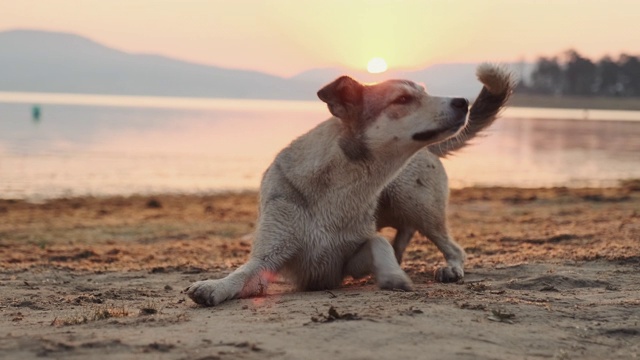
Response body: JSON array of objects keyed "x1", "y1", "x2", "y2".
[{"x1": 367, "y1": 57, "x2": 388, "y2": 74}]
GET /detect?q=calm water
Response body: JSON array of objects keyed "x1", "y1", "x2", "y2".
[{"x1": 1, "y1": 92, "x2": 639, "y2": 200}]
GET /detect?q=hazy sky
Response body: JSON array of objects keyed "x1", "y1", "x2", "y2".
[{"x1": 2, "y1": 0, "x2": 639, "y2": 76}]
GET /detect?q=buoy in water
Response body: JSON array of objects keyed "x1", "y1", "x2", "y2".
[{"x1": 32, "y1": 105, "x2": 41, "y2": 122}]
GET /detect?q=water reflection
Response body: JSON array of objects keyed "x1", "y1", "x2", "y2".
[
  {"x1": 443, "y1": 117, "x2": 640, "y2": 188},
  {"x1": 0, "y1": 99, "x2": 639, "y2": 200}
]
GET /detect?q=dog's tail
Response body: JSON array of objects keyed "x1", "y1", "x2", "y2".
[{"x1": 427, "y1": 63, "x2": 515, "y2": 158}]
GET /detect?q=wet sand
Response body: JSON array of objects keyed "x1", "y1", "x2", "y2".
[{"x1": 1, "y1": 184, "x2": 639, "y2": 359}]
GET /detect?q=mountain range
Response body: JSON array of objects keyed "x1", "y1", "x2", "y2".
[{"x1": 0, "y1": 29, "x2": 532, "y2": 100}]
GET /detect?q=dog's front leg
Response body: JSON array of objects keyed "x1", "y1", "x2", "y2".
[
  {"x1": 185, "y1": 258, "x2": 272, "y2": 306},
  {"x1": 185, "y1": 207, "x2": 299, "y2": 306},
  {"x1": 345, "y1": 236, "x2": 413, "y2": 291}
]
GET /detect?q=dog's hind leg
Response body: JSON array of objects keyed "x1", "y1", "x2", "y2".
[
  {"x1": 418, "y1": 221, "x2": 466, "y2": 283},
  {"x1": 391, "y1": 227, "x2": 415, "y2": 264},
  {"x1": 345, "y1": 236, "x2": 413, "y2": 291}
]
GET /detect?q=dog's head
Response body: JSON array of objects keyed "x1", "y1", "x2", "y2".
[{"x1": 317, "y1": 76, "x2": 468, "y2": 161}]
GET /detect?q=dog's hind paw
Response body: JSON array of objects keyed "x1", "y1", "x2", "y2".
[
  {"x1": 378, "y1": 271, "x2": 414, "y2": 291},
  {"x1": 184, "y1": 279, "x2": 236, "y2": 306},
  {"x1": 434, "y1": 266, "x2": 464, "y2": 283}
]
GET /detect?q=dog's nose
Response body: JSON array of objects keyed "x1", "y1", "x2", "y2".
[{"x1": 450, "y1": 98, "x2": 469, "y2": 111}]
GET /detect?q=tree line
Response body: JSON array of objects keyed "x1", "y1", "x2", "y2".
[{"x1": 521, "y1": 50, "x2": 640, "y2": 97}]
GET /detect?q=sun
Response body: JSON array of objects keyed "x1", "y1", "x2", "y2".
[{"x1": 367, "y1": 57, "x2": 388, "y2": 74}]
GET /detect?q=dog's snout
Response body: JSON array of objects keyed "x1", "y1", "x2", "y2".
[{"x1": 450, "y1": 98, "x2": 469, "y2": 111}]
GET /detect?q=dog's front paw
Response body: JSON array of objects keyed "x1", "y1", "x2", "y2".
[
  {"x1": 434, "y1": 266, "x2": 464, "y2": 283},
  {"x1": 378, "y1": 271, "x2": 414, "y2": 291},
  {"x1": 184, "y1": 279, "x2": 236, "y2": 306}
]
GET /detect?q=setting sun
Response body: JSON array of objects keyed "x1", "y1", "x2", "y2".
[{"x1": 367, "y1": 57, "x2": 388, "y2": 74}]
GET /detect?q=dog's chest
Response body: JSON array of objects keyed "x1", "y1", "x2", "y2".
[{"x1": 299, "y1": 198, "x2": 376, "y2": 252}]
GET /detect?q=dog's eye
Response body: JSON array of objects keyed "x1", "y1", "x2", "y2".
[{"x1": 392, "y1": 95, "x2": 413, "y2": 105}]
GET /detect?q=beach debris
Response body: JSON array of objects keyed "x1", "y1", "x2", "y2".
[
  {"x1": 457, "y1": 302, "x2": 488, "y2": 311},
  {"x1": 48, "y1": 250, "x2": 97, "y2": 262},
  {"x1": 139, "y1": 307, "x2": 158, "y2": 316},
  {"x1": 540, "y1": 285, "x2": 559, "y2": 292},
  {"x1": 467, "y1": 281, "x2": 490, "y2": 292},
  {"x1": 487, "y1": 308, "x2": 516, "y2": 324},
  {"x1": 143, "y1": 342, "x2": 175, "y2": 353},
  {"x1": 311, "y1": 306, "x2": 361, "y2": 323},
  {"x1": 146, "y1": 199, "x2": 163, "y2": 208},
  {"x1": 324, "y1": 290, "x2": 337, "y2": 298},
  {"x1": 215, "y1": 341, "x2": 263, "y2": 352},
  {"x1": 400, "y1": 306, "x2": 424, "y2": 316}
]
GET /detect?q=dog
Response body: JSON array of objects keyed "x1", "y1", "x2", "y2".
[{"x1": 186, "y1": 64, "x2": 513, "y2": 306}]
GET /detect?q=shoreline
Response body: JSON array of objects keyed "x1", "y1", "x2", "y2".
[
  {"x1": 3, "y1": 90, "x2": 640, "y2": 112},
  {"x1": 3, "y1": 179, "x2": 639, "y2": 203},
  {"x1": 510, "y1": 93, "x2": 640, "y2": 111}
]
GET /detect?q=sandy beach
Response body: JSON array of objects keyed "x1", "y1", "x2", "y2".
[{"x1": 1, "y1": 184, "x2": 639, "y2": 359}]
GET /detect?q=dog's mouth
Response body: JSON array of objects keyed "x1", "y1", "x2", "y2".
[
  {"x1": 412, "y1": 115, "x2": 467, "y2": 142},
  {"x1": 411, "y1": 129, "x2": 442, "y2": 142}
]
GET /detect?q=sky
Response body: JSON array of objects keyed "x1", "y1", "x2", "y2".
[{"x1": 2, "y1": 0, "x2": 640, "y2": 77}]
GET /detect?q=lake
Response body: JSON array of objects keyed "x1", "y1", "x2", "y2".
[{"x1": 1, "y1": 92, "x2": 639, "y2": 200}]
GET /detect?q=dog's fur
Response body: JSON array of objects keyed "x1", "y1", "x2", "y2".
[{"x1": 186, "y1": 64, "x2": 513, "y2": 306}]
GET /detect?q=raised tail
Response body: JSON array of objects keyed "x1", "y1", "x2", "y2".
[{"x1": 427, "y1": 63, "x2": 515, "y2": 157}]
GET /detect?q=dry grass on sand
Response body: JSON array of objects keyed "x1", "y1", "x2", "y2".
[{"x1": 1, "y1": 183, "x2": 639, "y2": 359}]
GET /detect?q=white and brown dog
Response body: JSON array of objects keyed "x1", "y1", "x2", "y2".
[{"x1": 186, "y1": 64, "x2": 513, "y2": 306}]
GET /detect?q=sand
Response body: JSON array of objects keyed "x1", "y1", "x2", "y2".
[{"x1": 1, "y1": 184, "x2": 639, "y2": 359}]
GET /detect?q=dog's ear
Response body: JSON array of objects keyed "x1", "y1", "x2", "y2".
[{"x1": 317, "y1": 76, "x2": 363, "y2": 120}]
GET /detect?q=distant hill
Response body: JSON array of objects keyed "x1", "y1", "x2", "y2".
[
  {"x1": 0, "y1": 29, "x2": 531, "y2": 100},
  {"x1": 0, "y1": 30, "x2": 311, "y2": 99}
]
